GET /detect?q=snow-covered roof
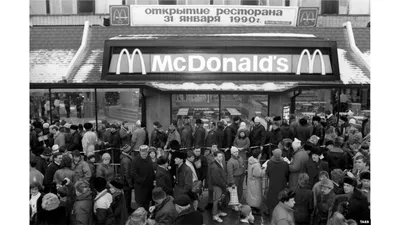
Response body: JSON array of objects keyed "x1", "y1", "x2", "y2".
[
  {"x1": 148, "y1": 82, "x2": 298, "y2": 92},
  {"x1": 109, "y1": 33, "x2": 316, "y2": 40},
  {"x1": 337, "y1": 48, "x2": 370, "y2": 85}
]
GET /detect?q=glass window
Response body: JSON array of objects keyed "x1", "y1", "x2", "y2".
[
  {"x1": 321, "y1": 0, "x2": 339, "y2": 15},
  {"x1": 50, "y1": 89, "x2": 96, "y2": 124},
  {"x1": 96, "y1": 88, "x2": 141, "y2": 124},
  {"x1": 295, "y1": 89, "x2": 332, "y2": 120},
  {"x1": 30, "y1": 89, "x2": 50, "y2": 120},
  {"x1": 172, "y1": 94, "x2": 219, "y2": 132},
  {"x1": 78, "y1": 0, "x2": 95, "y2": 13},
  {"x1": 221, "y1": 94, "x2": 268, "y2": 125},
  {"x1": 30, "y1": 0, "x2": 47, "y2": 15},
  {"x1": 339, "y1": 88, "x2": 370, "y2": 115}
]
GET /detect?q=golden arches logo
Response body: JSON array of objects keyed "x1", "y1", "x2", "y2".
[
  {"x1": 116, "y1": 48, "x2": 146, "y2": 75},
  {"x1": 296, "y1": 49, "x2": 326, "y2": 75}
]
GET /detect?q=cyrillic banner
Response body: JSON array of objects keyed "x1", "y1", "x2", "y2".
[{"x1": 130, "y1": 5, "x2": 298, "y2": 27}]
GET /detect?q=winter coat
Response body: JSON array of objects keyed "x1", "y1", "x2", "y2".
[
  {"x1": 153, "y1": 195, "x2": 178, "y2": 225},
  {"x1": 223, "y1": 123, "x2": 239, "y2": 148},
  {"x1": 205, "y1": 129, "x2": 217, "y2": 147},
  {"x1": 54, "y1": 132, "x2": 66, "y2": 148},
  {"x1": 44, "y1": 162, "x2": 61, "y2": 187},
  {"x1": 280, "y1": 125, "x2": 294, "y2": 140},
  {"x1": 96, "y1": 163, "x2": 114, "y2": 183},
  {"x1": 269, "y1": 128, "x2": 283, "y2": 146},
  {"x1": 35, "y1": 156, "x2": 48, "y2": 176},
  {"x1": 305, "y1": 158, "x2": 330, "y2": 188},
  {"x1": 69, "y1": 131, "x2": 83, "y2": 152},
  {"x1": 293, "y1": 188, "x2": 313, "y2": 225},
  {"x1": 295, "y1": 125, "x2": 313, "y2": 145},
  {"x1": 210, "y1": 160, "x2": 227, "y2": 189},
  {"x1": 156, "y1": 166, "x2": 174, "y2": 196},
  {"x1": 166, "y1": 129, "x2": 181, "y2": 148},
  {"x1": 131, "y1": 156, "x2": 155, "y2": 205},
  {"x1": 82, "y1": 131, "x2": 97, "y2": 155},
  {"x1": 173, "y1": 163, "x2": 193, "y2": 198},
  {"x1": 325, "y1": 147, "x2": 350, "y2": 172},
  {"x1": 173, "y1": 207, "x2": 203, "y2": 225},
  {"x1": 215, "y1": 127, "x2": 225, "y2": 148},
  {"x1": 193, "y1": 126, "x2": 206, "y2": 148},
  {"x1": 233, "y1": 136, "x2": 250, "y2": 149},
  {"x1": 35, "y1": 195, "x2": 67, "y2": 225},
  {"x1": 111, "y1": 192, "x2": 128, "y2": 225},
  {"x1": 193, "y1": 155, "x2": 208, "y2": 181},
  {"x1": 109, "y1": 131, "x2": 121, "y2": 148},
  {"x1": 71, "y1": 191, "x2": 93, "y2": 225},
  {"x1": 313, "y1": 123, "x2": 325, "y2": 144},
  {"x1": 346, "y1": 188, "x2": 370, "y2": 224},
  {"x1": 266, "y1": 157, "x2": 289, "y2": 211},
  {"x1": 249, "y1": 124, "x2": 267, "y2": 147},
  {"x1": 282, "y1": 148, "x2": 294, "y2": 161},
  {"x1": 246, "y1": 156, "x2": 266, "y2": 208},
  {"x1": 150, "y1": 128, "x2": 168, "y2": 149},
  {"x1": 72, "y1": 159, "x2": 91, "y2": 183},
  {"x1": 120, "y1": 152, "x2": 133, "y2": 190},
  {"x1": 30, "y1": 168, "x2": 44, "y2": 186},
  {"x1": 314, "y1": 191, "x2": 336, "y2": 225},
  {"x1": 180, "y1": 125, "x2": 193, "y2": 148},
  {"x1": 132, "y1": 128, "x2": 147, "y2": 150},
  {"x1": 271, "y1": 202, "x2": 295, "y2": 225},
  {"x1": 93, "y1": 190, "x2": 116, "y2": 225},
  {"x1": 119, "y1": 127, "x2": 131, "y2": 147},
  {"x1": 226, "y1": 155, "x2": 246, "y2": 185},
  {"x1": 205, "y1": 153, "x2": 225, "y2": 190},
  {"x1": 288, "y1": 148, "x2": 309, "y2": 190}
]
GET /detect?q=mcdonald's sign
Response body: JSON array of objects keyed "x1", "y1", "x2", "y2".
[
  {"x1": 110, "y1": 5, "x2": 130, "y2": 26},
  {"x1": 296, "y1": 49, "x2": 326, "y2": 75},
  {"x1": 297, "y1": 7, "x2": 318, "y2": 27},
  {"x1": 116, "y1": 48, "x2": 146, "y2": 75}
]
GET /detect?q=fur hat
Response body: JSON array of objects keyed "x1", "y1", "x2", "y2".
[
  {"x1": 61, "y1": 155, "x2": 72, "y2": 168},
  {"x1": 331, "y1": 169, "x2": 345, "y2": 183},
  {"x1": 136, "y1": 120, "x2": 141, "y2": 127},
  {"x1": 240, "y1": 205, "x2": 252, "y2": 217},
  {"x1": 75, "y1": 180, "x2": 90, "y2": 194},
  {"x1": 174, "y1": 151, "x2": 187, "y2": 160},
  {"x1": 70, "y1": 125, "x2": 78, "y2": 130},
  {"x1": 94, "y1": 177, "x2": 107, "y2": 192},
  {"x1": 233, "y1": 116, "x2": 241, "y2": 122},
  {"x1": 139, "y1": 145, "x2": 149, "y2": 152},
  {"x1": 109, "y1": 179, "x2": 123, "y2": 190},
  {"x1": 320, "y1": 179, "x2": 334, "y2": 189},
  {"x1": 87, "y1": 152, "x2": 95, "y2": 160},
  {"x1": 169, "y1": 140, "x2": 180, "y2": 151},
  {"x1": 152, "y1": 187, "x2": 167, "y2": 201},
  {"x1": 309, "y1": 135, "x2": 320, "y2": 144},
  {"x1": 153, "y1": 121, "x2": 162, "y2": 128},
  {"x1": 230, "y1": 146, "x2": 239, "y2": 154},
  {"x1": 72, "y1": 150, "x2": 81, "y2": 158},
  {"x1": 41, "y1": 193, "x2": 60, "y2": 211},
  {"x1": 273, "y1": 116, "x2": 282, "y2": 121},
  {"x1": 310, "y1": 146, "x2": 321, "y2": 156},
  {"x1": 359, "y1": 171, "x2": 370, "y2": 181},
  {"x1": 128, "y1": 207, "x2": 147, "y2": 224},
  {"x1": 349, "y1": 118, "x2": 356, "y2": 125},
  {"x1": 121, "y1": 144, "x2": 132, "y2": 153},
  {"x1": 83, "y1": 123, "x2": 93, "y2": 130},
  {"x1": 254, "y1": 116, "x2": 261, "y2": 123},
  {"x1": 42, "y1": 147, "x2": 52, "y2": 156},
  {"x1": 292, "y1": 138, "x2": 301, "y2": 150},
  {"x1": 343, "y1": 176, "x2": 357, "y2": 187},
  {"x1": 272, "y1": 148, "x2": 282, "y2": 159},
  {"x1": 173, "y1": 195, "x2": 191, "y2": 206},
  {"x1": 42, "y1": 123, "x2": 50, "y2": 129},
  {"x1": 195, "y1": 118, "x2": 203, "y2": 124}
]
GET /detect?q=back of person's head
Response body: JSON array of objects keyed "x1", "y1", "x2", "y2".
[
  {"x1": 75, "y1": 180, "x2": 90, "y2": 194},
  {"x1": 251, "y1": 149, "x2": 261, "y2": 158},
  {"x1": 157, "y1": 156, "x2": 168, "y2": 165},
  {"x1": 297, "y1": 173, "x2": 309, "y2": 189},
  {"x1": 169, "y1": 140, "x2": 180, "y2": 151},
  {"x1": 299, "y1": 118, "x2": 308, "y2": 126},
  {"x1": 186, "y1": 150, "x2": 195, "y2": 158},
  {"x1": 278, "y1": 188, "x2": 296, "y2": 203},
  {"x1": 94, "y1": 177, "x2": 107, "y2": 193},
  {"x1": 126, "y1": 207, "x2": 148, "y2": 225},
  {"x1": 61, "y1": 155, "x2": 72, "y2": 168},
  {"x1": 30, "y1": 156, "x2": 37, "y2": 168}
]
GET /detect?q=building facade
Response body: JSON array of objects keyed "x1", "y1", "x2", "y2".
[{"x1": 30, "y1": 0, "x2": 370, "y2": 131}]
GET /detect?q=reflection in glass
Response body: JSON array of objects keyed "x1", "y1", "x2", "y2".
[
  {"x1": 30, "y1": 89, "x2": 50, "y2": 120},
  {"x1": 172, "y1": 94, "x2": 219, "y2": 131},
  {"x1": 221, "y1": 95, "x2": 268, "y2": 125}
]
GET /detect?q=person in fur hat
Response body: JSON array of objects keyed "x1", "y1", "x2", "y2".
[
  {"x1": 314, "y1": 179, "x2": 336, "y2": 225},
  {"x1": 71, "y1": 180, "x2": 93, "y2": 225},
  {"x1": 35, "y1": 193, "x2": 67, "y2": 225},
  {"x1": 234, "y1": 129, "x2": 250, "y2": 161},
  {"x1": 109, "y1": 179, "x2": 128, "y2": 225},
  {"x1": 270, "y1": 188, "x2": 296, "y2": 225},
  {"x1": 305, "y1": 145, "x2": 329, "y2": 188},
  {"x1": 147, "y1": 187, "x2": 178, "y2": 225},
  {"x1": 93, "y1": 177, "x2": 116, "y2": 225},
  {"x1": 265, "y1": 148, "x2": 289, "y2": 215}
]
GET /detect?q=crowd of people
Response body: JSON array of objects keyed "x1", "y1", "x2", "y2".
[{"x1": 29, "y1": 110, "x2": 370, "y2": 225}]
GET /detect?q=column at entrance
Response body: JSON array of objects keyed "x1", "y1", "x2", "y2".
[{"x1": 144, "y1": 88, "x2": 171, "y2": 136}]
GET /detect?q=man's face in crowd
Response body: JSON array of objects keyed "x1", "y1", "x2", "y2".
[
  {"x1": 285, "y1": 198, "x2": 295, "y2": 208},
  {"x1": 30, "y1": 187, "x2": 39, "y2": 196},
  {"x1": 321, "y1": 185, "x2": 332, "y2": 195},
  {"x1": 140, "y1": 151, "x2": 148, "y2": 159},
  {"x1": 54, "y1": 155, "x2": 63, "y2": 164},
  {"x1": 174, "y1": 157, "x2": 183, "y2": 165},
  {"x1": 216, "y1": 153, "x2": 224, "y2": 163},
  {"x1": 123, "y1": 123, "x2": 129, "y2": 129},
  {"x1": 312, "y1": 154, "x2": 320, "y2": 162},
  {"x1": 343, "y1": 183, "x2": 354, "y2": 194},
  {"x1": 187, "y1": 156, "x2": 195, "y2": 163},
  {"x1": 355, "y1": 159, "x2": 366, "y2": 171},
  {"x1": 103, "y1": 157, "x2": 111, "y2": 165},
  {"x1": 319, "y1": 175, "x2": 328, "y2": 181},
  {"x1": 193, "y1": 148, "x2": 201, "y2": 157},
  {"x1": 73, "y1": 156, "x2": 80, "y2": 164},
  {"x1": 232, "y1": 150, "x2": 239, "y2": 158},
  {"x1": 89, "y1": 157, "x2": 95, "y2": 163},
  {"x1": 211, "y1": 145, "x2": 218, "y2": 153},
  {"x1": 361, "y1": 179, "x2": 370, "y2": 189}
]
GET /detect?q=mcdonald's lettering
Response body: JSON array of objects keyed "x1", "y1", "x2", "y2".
[{"x1": 296, "y1": 49, "x2": 326, "y2": 75}]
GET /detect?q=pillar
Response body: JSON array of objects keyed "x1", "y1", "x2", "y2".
[{"x1": 144, "y1": 87, "x2": 171, "y2": 135}]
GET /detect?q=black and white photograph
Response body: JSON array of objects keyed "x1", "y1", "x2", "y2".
[{"x1": 1, "y1": 0, "x2": 393, "y2": 224}]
